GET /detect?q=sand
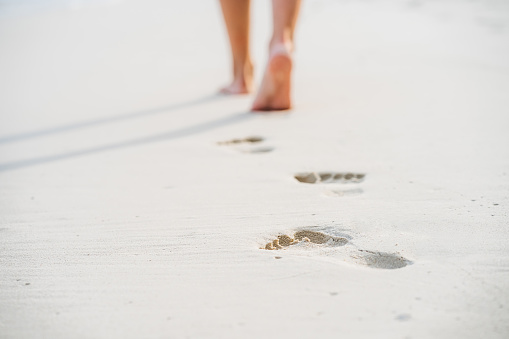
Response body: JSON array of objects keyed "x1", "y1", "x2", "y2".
[{"x1": 0, "y1": 0, "x2": 508, "y2": 338}]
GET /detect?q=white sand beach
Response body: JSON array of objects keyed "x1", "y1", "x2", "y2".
[{"x1": 1, "y1": 0, "x2": 508, "y2": 338}]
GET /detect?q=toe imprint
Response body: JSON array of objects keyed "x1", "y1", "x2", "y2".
[{"x1": 294, "y1": 172, "x2": 320, "y2": 184}]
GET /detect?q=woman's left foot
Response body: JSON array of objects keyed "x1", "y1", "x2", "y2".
[{"x1": 220, "y1": 61, "x2": 254, "y2": 95}]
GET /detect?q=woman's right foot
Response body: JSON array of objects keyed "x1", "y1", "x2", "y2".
[{"x1": 251, "y1": 43, "x2": 293, "y2": 111}]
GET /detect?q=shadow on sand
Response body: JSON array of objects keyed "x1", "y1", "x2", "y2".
[
  {"x1": 0, "y1": 94, "x2": 221, "y2": 144},
  {"x1": 0, "y1": 94, "x2": 253, "y2": 172}
]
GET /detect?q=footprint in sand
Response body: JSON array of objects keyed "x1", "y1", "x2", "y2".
[
  {"x1": 294, "y1": 172, "x2": 365, "y2": 184},
  {"x1": 262, "y1": 229, "x2": 411, "y2": 270},
  {"x1": 217, "y1": 136, "x2": 264, "y2": 145},
  {"x1": 217, "y1": 136, "x2": 274, "y2": 153},
  {"x1": 294, "y1": 172, "x2": 366, "y2": 197},
  {"x1": 263, "y1": 230, "x2": 349, "y2": 250}
]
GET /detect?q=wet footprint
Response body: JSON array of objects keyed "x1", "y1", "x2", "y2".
[
  {"x1": 263, "y1": 230, "x2": 348, "y2": 250},
  {"x1": 294, "y1": 172, "x2": 365, "y2": 184},
  {"x1": 217, "y1": 136, "x2": 273, "y2": 154},
  {"x1": 354, "y1": 250, "x2": 412, "y2": 269}
]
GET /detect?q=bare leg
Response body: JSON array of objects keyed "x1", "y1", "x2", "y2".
[
  {"x1": 219, "y1": 0, "x2": 254, "y2": 95},
  {"x1": 251, "y1": 0, "x2": 301, "y2": 111}
]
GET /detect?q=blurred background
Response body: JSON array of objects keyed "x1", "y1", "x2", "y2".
[{"x1": 1, "y1": 0, "x2": 508, "y2": 170}]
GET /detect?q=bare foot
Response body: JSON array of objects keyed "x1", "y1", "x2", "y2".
[
  {"x1": 220, "y1": 80, "x2": 251, "y2": 95},
  {"x1": 251, "y1": 43, "x2": 293, "y2": 111},
  {"x1": 220, "y1": 61, "x2": 253, "y2": 95}
]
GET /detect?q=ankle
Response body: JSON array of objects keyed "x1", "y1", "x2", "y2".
[
  {"x1": 269, "y1": 36, "x2": 294, "y2": 54},
  {"x1": 231, "y1": 61, "x2": 253, "y2": 92},
  {"x1": 233, "y1": 61, "x2": 253, "y2": 85},
  {"x1": 244, "y1": 59, "x2": 254, "y2": 77},
  {"x1": 233, "y1": 59, "x2": 253, "y2": 78}
]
